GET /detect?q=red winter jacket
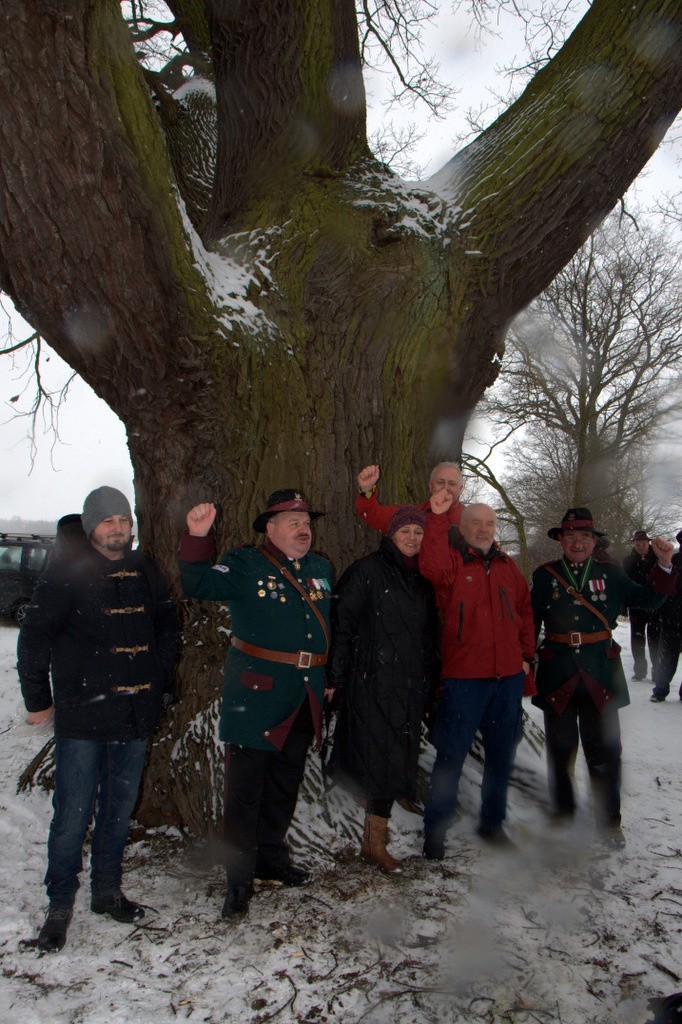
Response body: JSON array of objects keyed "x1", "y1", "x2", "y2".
[
  {"x1": 419, "y1": 511, "x2": 535, "y2": 680},
  {"x1": 356, "y1": 491, "x2": 464, "y2": 534}
]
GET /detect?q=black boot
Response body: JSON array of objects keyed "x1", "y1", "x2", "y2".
[
  {"x1": 477, "y1": 825, "x2": 515, "y2": 847},
  {"x1": 37, "y1": 904, "x2": 72, "y2": 953},
  {"x1": 423, "y1": 833, "x2": 445, "y2": 861},
  {"x1": 91, "y1": 892, "x2": 145, "y2": 923},
  {"x1": 255, "y1": 863, "x2": 312, "y2": 886},
  {"x1": 221, "y1": 884, "x2": 252, "y2": 919}
]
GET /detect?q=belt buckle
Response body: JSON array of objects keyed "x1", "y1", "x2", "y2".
[
  {"x1": 569, "y1": 632, "x2": 582, "y2": 647},
  {"x1": 297, "y1": 650, "x2": 313, "y2": 669}
]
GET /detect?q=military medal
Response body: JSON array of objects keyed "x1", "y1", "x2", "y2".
[
  {"x1": 293, "y1": 559, "x2": 301, "y2": 571},
  {"x1": 589, "y1": 578, "x2": 606, "y2": 603},
  {"x1": 258, "y1": 589, "x2": 266, "y2": 597}
]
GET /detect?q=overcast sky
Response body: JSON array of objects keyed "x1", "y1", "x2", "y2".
[{"x1": 1, "y1": 3, "x2": 679, "y2": 523}]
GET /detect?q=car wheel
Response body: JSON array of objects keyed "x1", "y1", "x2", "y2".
[{"x1": 12, "y1": 599, "x2": 29, "y2": 625}]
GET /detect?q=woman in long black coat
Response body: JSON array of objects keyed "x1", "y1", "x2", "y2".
[{"x1": 328, "y1": 505, "x2": 439, "y2": 873}]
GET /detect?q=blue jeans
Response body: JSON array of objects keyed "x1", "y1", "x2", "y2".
[
  {"x1": 45, "y1": 738, "x2": 147, "y2": 907},
  {"x1": 424, "y1": 673, "x2": 525, "y2": 836}
]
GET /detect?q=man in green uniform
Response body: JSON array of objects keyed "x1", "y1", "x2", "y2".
[
  {"x1": 180, "y1": 490, "x2": 332, "y2": 919},
  {"x1": 531, "y1": 508, "x2": 674, "y2": 847}
]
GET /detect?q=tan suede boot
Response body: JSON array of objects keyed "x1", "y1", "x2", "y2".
[{"x1": 360, "y1": 814, "x2": 403, "y2": 874}]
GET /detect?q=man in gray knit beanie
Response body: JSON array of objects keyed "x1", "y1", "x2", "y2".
[
  {"x1": 18, "y1": 482, "x2": 178, "y2": 952},
  {"x1": 82, "y1": 486, "x2": 133, "y2": 539}
]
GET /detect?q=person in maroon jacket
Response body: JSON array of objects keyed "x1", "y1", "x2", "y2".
[
  {"x1": 356, "y1": 461, "x2": 465, "y2": 534},
  {"x1": 419, "y1": 497, "x2": 535, "y2": 857}
]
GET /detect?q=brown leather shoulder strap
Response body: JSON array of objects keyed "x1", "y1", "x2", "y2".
[
  {"x1": 543, "y1": 565, "x2": 612, "y2": 634},
  {"x1": 259, "y1": 548, "x2": 330, "y2": 652}
]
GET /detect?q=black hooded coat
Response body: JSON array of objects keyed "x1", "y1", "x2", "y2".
[{"x1": 328, "y1": 537, "x2": 439, "y2": 801}]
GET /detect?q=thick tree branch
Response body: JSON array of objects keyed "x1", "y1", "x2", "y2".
[
  {"x1": 428, "y1": 0, "x2": 682, "y2": 403},
  {"x1": 206, "y1": 0, "x2": 368, "y2": 234}
]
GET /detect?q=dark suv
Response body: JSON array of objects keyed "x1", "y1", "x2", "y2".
[{"x1": 0, "y1": 533, "x2": 54, "y2": 624}]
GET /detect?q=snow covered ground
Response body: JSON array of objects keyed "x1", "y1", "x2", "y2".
[{"x1": 1, "y1": 619, "x2": 681, "y2": 1024}]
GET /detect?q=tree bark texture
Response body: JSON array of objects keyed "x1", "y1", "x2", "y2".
[
  {"x1": 206, "y1": 0, "x2": 368, "y2": 234},
  {"x1": 1, "y1": 0, "x2": 681, "y2": 831}
]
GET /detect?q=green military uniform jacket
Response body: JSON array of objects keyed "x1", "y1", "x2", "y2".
[
  {"x1": 531, "y1": 557, "x2": 667, "y2": 715},
  {"x1": 180, "y1": 535, "x2": 332, "y2": 750}
]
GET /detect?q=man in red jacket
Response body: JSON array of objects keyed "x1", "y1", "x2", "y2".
[
  {"x1": 419, "y1": 496, "x2": 535, "y2": 857},
  {"x1": 356, "y1": 461, "x2": 465, "y2": 533}
]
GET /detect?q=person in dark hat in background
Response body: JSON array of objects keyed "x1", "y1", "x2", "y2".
[
  {"x1": 19, "y1": 486, "x2": 178, "y2": 952},
  {"x1": 622, "y1": 530, "x2": 662, "y2": 681},
  {"x1": 593, "y1": 534, "x2": 619, "y2": 566},
  {"x1": 650, "y1": 529, "x2": 682, "y2": 703},
  {"x1": 327, "y1": 506, "x2": 439, "y2": 874},
  {"x1": 179, "y1": 490, "x2": 332, "y2": 920},
  {"x1": 531, "y1": 508, "x2": 673, "y2": 847}
]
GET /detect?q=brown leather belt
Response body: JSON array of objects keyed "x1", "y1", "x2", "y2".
[
  {"x1": 231, "y1": 636, "x2": 327, "y2": 669},
  {"x1": 545, "y1": 630, "x2": 611, "y2": 647}
]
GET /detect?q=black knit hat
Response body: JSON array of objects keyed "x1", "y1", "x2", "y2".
[
  {"x1": 548, "y1": 507, "x2": 605, "y2": 540},
  {"x1": 253, "y1": 489, "x2": 324, "y2": 532}
]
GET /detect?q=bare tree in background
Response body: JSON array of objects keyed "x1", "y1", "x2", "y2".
[
  {"x1": 1, "y1": 1, "x2": 681, "y2": 830},
  {"x1": 472, "y1": 211, "x2": 682, "y2": 565}
]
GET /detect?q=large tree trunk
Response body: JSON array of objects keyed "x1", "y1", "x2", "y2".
[{"x1": 1, "y1": 0, "x2": 681, "y2": 831}]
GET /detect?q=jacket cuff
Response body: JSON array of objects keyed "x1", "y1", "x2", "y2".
[{"x1": 179, "y1": 530, "x2": 216, "y2": 562}]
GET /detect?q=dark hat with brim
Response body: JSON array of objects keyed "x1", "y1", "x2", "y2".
[
  {"x1": 548, "y1": 507, "x2": 605, "y2": 540},
  {"x1": 253, "y1": 489, "x2": 324, "y2": 532},
  {"x1": 631, "y1": 530, "x2": 650, "y2": 542}
]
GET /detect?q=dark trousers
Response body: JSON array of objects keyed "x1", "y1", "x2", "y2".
[
  {"x1": 543, "y1": 684, "x2": 622, "y2": 825},
  {"x1": 652, "y1": 622, "x2": 681, "y2": 698},
  {"x1": 630, "y1": 610, "x2": 661, "y2": 679},
  {"x1": 366, "y1": 797, "x2": 394, "y2": 818},
  {"x1": 223, "y1": 729, "x2": 312, "y2": 886},
  {"x1": 46, "y1": 737, "x2": 147, "y2": 907}
]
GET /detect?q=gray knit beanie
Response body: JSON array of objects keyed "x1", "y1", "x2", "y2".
[{"x1": 82, "y1": 486, "x2": 133, "y2": 537}]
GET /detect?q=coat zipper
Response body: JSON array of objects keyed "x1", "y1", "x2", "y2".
[{"x1": 499, "y1": 585, "x2": 515, "y2": 620}]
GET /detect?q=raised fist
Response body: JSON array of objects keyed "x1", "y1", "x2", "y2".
[
  {"x1": 651, "y1": 536, "x2": 674, "y2": 567},
  {"x1": 187, "y1": 503, "x2": 217, "y2": 537},
  {"x1": 358, "y1": 465, "x2": 380, "y2": 492},
  {"x1": 429, "y1": 489, "x2": 453, "y2": 515}
]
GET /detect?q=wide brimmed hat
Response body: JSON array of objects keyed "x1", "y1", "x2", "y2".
[
  {"x1": 548, "y1": 507, "x2": 605, "y2": 540},
  {"x1": 253, "y1": 489, "x2": 324, "y2": 532}
]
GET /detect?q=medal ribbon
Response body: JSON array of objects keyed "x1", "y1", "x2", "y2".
[
  {"x1": 543, "y1": 563, "x2": 612, "y2": 636},
  {"x1": 561, "y1": 556, "x2": 592, "y2": 593}
]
